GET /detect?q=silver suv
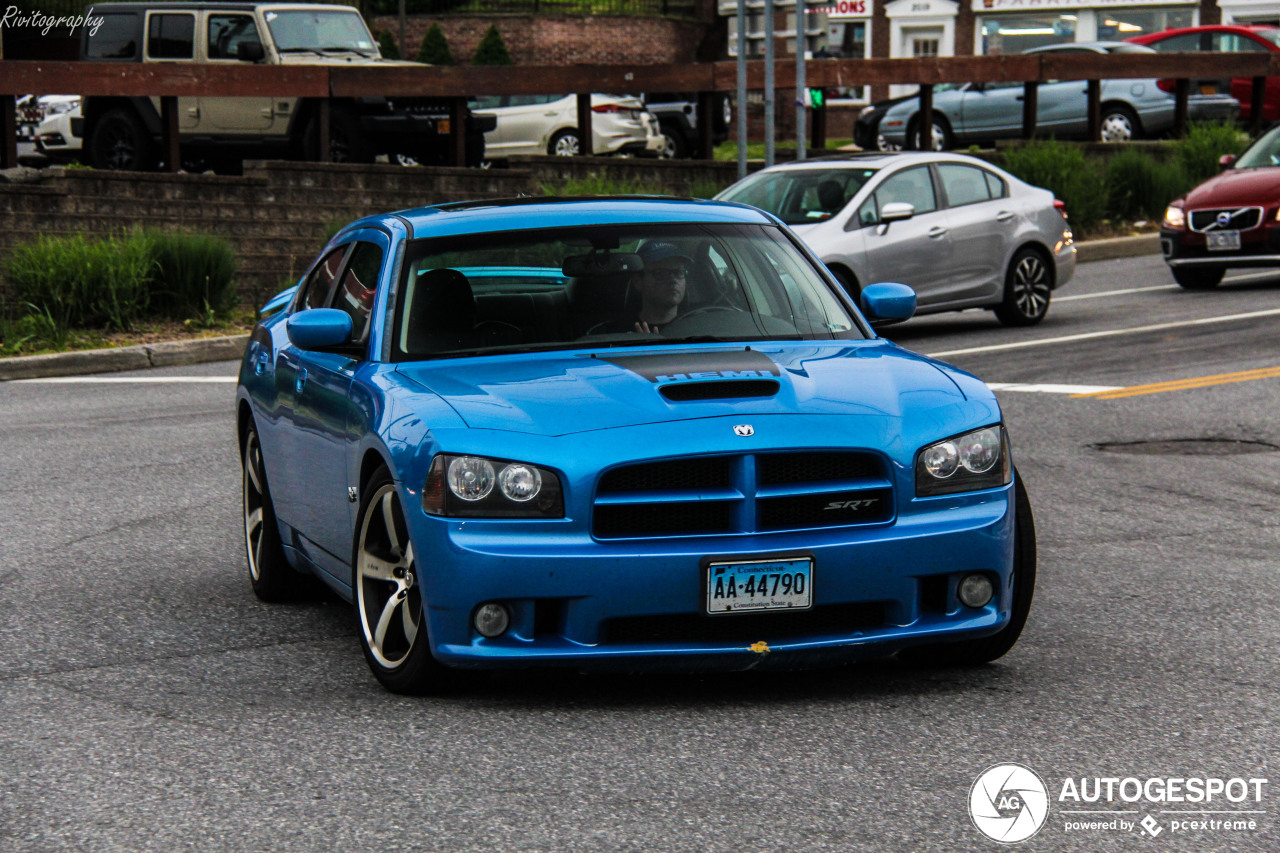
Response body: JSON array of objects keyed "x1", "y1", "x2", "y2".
[{"x1": 80, "y1": 2, "x2": 492, "y2": 172}]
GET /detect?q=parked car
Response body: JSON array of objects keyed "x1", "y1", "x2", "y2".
[
  {"x1": 30, "y1": 100, "x2": 83, "y2": 164},
  {"x1": 853, "y1": 85, "x2": 961, "y2": 153},
  {"x1": 642, "y1": 92, "x2": 731, "y2": 159},
  {"x1": 1129, "y1": 25, "x2": 1280, "y2": 123},
  {"x1": 716, "y1": 152, "x2": 1075, "y2": 326},
  {"x1": 879, "y1": 41, "x2": 1240, "y2": 150},
  {"x1": 14, "y1": 94, "x2": 79, "y2": 141},
  {"x1": 1160, "y1": 122, "x2": 1280, "y2": 289},
  {"x1": 80, "y1": 2, "x2": 492, "y2": 172},
  {"x1": 467, "y1": 94, "x2": 662, "y2": 159},
  {"x1": 236, "y1": 196, "x2": 1036, "y2": 693}
]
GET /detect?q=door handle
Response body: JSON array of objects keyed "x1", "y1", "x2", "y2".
[
  {"x1": 928, "y1": 227, "x2": 948, "y2": 238},
  {"x1": 295, "y1": 367, "x2": 308, "y2": 395},
  {"x1": 996, "y1": 211, "x2": 1016, "y2": 222}
]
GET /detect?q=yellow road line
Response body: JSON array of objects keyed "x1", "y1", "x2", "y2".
[{"x1": 1074, "y1": 366, "x2": 1280, "y2": 400}]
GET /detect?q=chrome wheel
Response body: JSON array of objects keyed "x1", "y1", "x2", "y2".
[
  {"x1": 356, "y1": 482, "x2": 421, "y2": 670},
  {"x1": 243, "y1": 431, "x2": 268, "y2": 584},
  {"x1": 241, "y1": 424, "x2": 293, "y2": 600},
  {"x1": 1100, "y1": 108, "x2": 1139, "y2": 143},
  {"x1": 996, "y1": 249, "x2": 1052, "y2": 327},
  {"x1": 550, "y1": 130, "x2": 579, "y2": 157}
]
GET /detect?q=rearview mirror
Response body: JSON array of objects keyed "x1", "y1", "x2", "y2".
[
  {"x1": 287, "y1": 308, "x2": 353, "y2": 350},
  {"x1": 861, "y1": 282, "x2": 916, "y2": 326},
  {"x1": 562, "y1": 251, "x2": 643, "y2": 277}
]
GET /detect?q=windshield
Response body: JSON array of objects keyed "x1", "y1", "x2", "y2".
[
  {"x1": 1234, "y1": 124, "x2": 1280, "y2": 168},
  {"x1": 392, "y1": 223, "x2": 867, "y2": 361},
  {"x1": 264, "y1": 9, "x2": 376, "y2": 54},
  {"x1": 717, "y1": 169, "x2": 878, "y2": 225},
  {"x1": 1256, "y1": 29, "x2": 1280, "y2": 48}
]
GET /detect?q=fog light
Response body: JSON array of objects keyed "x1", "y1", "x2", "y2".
[
  {"x1": 958, "y1": 574, "x2": 994, "y2": 609},
  {"x1": 474, "y1": 603, "x2": 510, "y2": 638}
]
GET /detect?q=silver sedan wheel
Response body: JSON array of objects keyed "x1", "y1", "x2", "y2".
[
  {"x1": 1007, "y1": 253, "x2": 1051, "y2": 323},
  {"x1": 355, "y1": 483, "x2": 421, "y2": 670}
]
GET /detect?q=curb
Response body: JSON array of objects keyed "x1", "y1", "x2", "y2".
[
  {"x1": 0, "y1": 235, "x2": 1162, "y2": 383},
  {"x1": 0, "y1": 334, "x2": 249, "y2": 382}
]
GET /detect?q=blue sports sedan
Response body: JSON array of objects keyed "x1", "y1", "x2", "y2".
[{"x1": 236, "y1": 197, "x2": 1036, "y2": 694}]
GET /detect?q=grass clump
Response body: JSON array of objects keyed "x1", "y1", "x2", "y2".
[{"x1": 147, "y1": 232, "x2": 238, "y2": 320}]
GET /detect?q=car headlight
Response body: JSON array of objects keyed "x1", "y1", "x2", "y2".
[
  {"x1": 915, "y1": 426, "x2": 1011, "y2": 497},
  {"x1": 1163, "y1": 205, "x2": 1186, "y2": 229},
  {"x1": 424, "y1": 454, "x2": 564, "y2": 518}
]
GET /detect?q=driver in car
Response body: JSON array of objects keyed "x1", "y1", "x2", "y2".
[{"x1": 615, "y1": 241, "x2": 693, "y2": 334}]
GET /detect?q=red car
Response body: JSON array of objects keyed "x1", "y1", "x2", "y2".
[
  {"x1": 1128, "y1": 25, "x2": 1280, "y2": 122},
  {"x1": 1160, "y1": 124, "x2": 1280, "y2": 289}
]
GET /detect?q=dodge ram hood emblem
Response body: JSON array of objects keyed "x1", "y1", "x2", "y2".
[{"x1": 733, "y1": 424, "x2": 755, "y2": 437}]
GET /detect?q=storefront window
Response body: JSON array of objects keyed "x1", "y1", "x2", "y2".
[
  {"x1": 981, "y1": 14, "x2": 1076, "y2": 55},
  {"x1": 1097, "y1": 7, "x2": 1194, "y2": 40}
]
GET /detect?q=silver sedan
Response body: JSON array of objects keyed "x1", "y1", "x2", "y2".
[{"x1": 716, "y1": 152, "x2": 1077, "y2": 326}]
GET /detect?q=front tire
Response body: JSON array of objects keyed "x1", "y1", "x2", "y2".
[
  {"x1": 242, "y1": 424, "x2": 296, "y2": 602},
  {"x1": 657, "y1": 124, "x2": 687, "y2": 159},
  {"x1": 994, "y1": 248, "x2": 1052, "y2": 327},
  {"x1": 353, "y1": 466, "x2": 458, "y2": 694},
  {"x1": 1172, "y1": 266, "x2": 1224, "y2": 290},
  {"x1": 907, "y1": 117, "x2": 950, "y2": 151},
  {"x1": 89, "y1": 108, "x2": 157, "y2": 171}
]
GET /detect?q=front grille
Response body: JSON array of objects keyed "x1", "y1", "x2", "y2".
[
  {"x1": 1190, "y1": 207, "x2": 1263, "y2": 232},
  {"x1": 600, "y1": 603, "x2": 886, "y2": 645},
  {"x1": 592, "y1": 451, "x2": 893, "y2": 539}
]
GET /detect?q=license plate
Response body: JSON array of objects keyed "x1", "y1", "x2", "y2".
[
  {"x1": 437, "y1": 119, "x2": 451, "y2": 134},
  {"x1": 1207, "y1": 230, "x2": 1240, "y2": 251},
  {"x1": 706, "y1": 557, "x2": 812, "y2": 614}
]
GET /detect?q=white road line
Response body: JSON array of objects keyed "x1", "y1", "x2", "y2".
[
  {"x1": 986, "y1": 383, "x2": 1122, "y2": 395},
  {"x1": 1056, "y1": 285, "x2": 1178, "y2": 302},
  {"x1": 15, "y1": 376, "x2": 237, "y2": 384},
  {"x1": 926, "y1": 307, "x2": 1280, "y2": 359}
]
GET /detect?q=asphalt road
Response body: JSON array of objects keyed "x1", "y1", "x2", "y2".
[{"x1": 2, "y1": 253, "x2": 1278, "y2": 852}]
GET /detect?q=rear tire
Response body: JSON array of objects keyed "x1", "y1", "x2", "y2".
[
  {"x1": 995, "y1": 248, "x2": 1052, "y2": 327},
  {"x1": 1099, "y1": 104, "x2": 1141, "y2": 143},
  {"x1": 549, "y1": 129, "x2": 580, "y2": 157},
  {"x1": 657, "y1": 124, "x2": 687, "y2": 159},
  {"x1": 901, "y1": 473, "x2": 1036, "y2": 666},
  {"x1": 1172, "y1": 266, "x2": 1224, "y2": 290},
  {"x1": 89, "y1": 108, "x2": 157, "y2": 172}
]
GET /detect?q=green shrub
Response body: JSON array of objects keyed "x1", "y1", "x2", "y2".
[
  {"x1": 1104, "y1": 147, "x2": 1186, "y2": 222},
  {"x1": 4, "y1": 232, "x2": 152, "y2": 331},
  {"x1": 148, "y1": 232, "x2": 238, "y2": 319},
  {"x1": 472, "y1": 24, "x2": 513, "y2": 66},
  {"x1": 377, "y1": 29, "x2": 400, "y2": 60},
  {"x1": 417, "y1": 23, "x2": 454, "y2": 66},
  {"x1": 540, "y1": 172, "x2": 668, "y2": 196},
  {"x1": 1170, "y1": 121, "x2": 1249, "y2": 187},
  {"x1": 999, "y1": 139, "x2": 1105, "y2": 232}
]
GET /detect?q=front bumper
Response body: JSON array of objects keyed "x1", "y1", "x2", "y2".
[
  {"x1": 1162, "y1": 224, "x2": 1280, "y2": 268},
  {"x1": 408, "y1": 485, "x2": 1017, "y2": 672}
]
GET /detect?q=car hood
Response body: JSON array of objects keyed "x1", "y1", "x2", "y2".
[
  {"x1": 1185, "y1": 168, "x2": 1280, "y2": 208},
  {"x1": 395, "y1": 342, "x2": 974, "y2": 437},
  {"x1": 278, "y1": 54, "x2": 422, "y2": 66}
]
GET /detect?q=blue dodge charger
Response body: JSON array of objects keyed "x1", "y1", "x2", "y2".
[{"x1": 235, "y1": 197, "x2": 1035, "y2": 694}]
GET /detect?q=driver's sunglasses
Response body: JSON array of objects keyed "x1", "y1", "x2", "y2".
[{"x1": 646, "y1": 266, "x2": 688, "y2": 282}]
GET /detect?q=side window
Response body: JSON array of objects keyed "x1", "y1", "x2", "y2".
[
  {"x1": 984, "y1": 170, "x2": 1008, "y2": 199},
  {"x1": 1216, "y1": 33, "x2": 1269, "y2": 52},
  {"x1": 1149, "y1": 34, "x2": 1202, "y2": 52},
  {"x1": 208, "y1": 14, "x2": 262, "y2": 60},
  {"x1": 146, "y1": 13, "x2": 195, "y2": 59},
  {"x1": 470, "y1": 96, "x2": 503, "y2": 110},
  {"x1": 85, "y1": 13, "x2": 139, "y2": 59},
  {"x1": 300, "y1": 247, "x2": 348, "y2": 311},
  {"x1": 938, "y1": 164, "x2": 993, "y2": 207},
  {"x1": 332, "y1": 242, "x2": 384, "y2": 343},
  {"x1": 875, "y1": 166, "x2": 938, "y2": 216}
]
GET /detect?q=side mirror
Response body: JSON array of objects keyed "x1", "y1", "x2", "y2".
[
  {"x1": 237, "y1": 41, "x2": 265, "y2": 62},
  {"x1": 287, "y1": 308, "x2": 353, "y2": 350},
  {"x1": 1219, "y1": 154, "x2": 1236, "y2": 170},
  {"x1": 879, "y1": 202, "x2": 916, "y2": 223},
  {"x1": 861, "y1": 282, "x2": 916, "y2": 326}
]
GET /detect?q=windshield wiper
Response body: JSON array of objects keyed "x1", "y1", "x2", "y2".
[{"x1": 278, "y1": 47, "x2": 326, "y2": 55}]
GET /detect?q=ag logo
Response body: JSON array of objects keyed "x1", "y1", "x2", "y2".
[
  {"x1": 969, "y1": 763, "x2": 1049, "y2": 844},
  {"x1": 733, "y1": 424, "x2": 755, "y2": 437}
]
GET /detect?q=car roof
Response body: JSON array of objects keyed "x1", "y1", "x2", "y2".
[
  {"x1": 1024, "y1": 41, "x2": 1155, "y2": 54},
  {"x1": 1130, "y1": 24, "x2": 1279, "y2": 39},
  {"x1": 344, "y1": 196, "x2": 779, "y2": 240},
  {"x1": 747, "y1": 151, "x2": 991, "y2": 171},
  {"x1": 88, "y1": 2, "x2": 356, "y2": 11}
]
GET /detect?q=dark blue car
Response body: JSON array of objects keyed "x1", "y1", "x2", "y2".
[{"x1": 236, "y1": 197, "x2": 1035, "y2": 694}]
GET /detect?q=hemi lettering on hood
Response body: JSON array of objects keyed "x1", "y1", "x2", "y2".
[{"x1": 599, "y1": 350, "x2": 781, "y2": 383}]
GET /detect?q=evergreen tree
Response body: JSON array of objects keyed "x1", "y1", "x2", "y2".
[
  {"x1": 471, "y1": 24, "x2": 513, "y2": 66},
  {"x1": 417, "y1": 23, "x2": 454, "y2": 66},
  {"x1": 377, "y1": 29, "x2": 400, "y2": 60}
]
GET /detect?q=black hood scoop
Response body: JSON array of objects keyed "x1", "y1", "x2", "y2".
[{"x1": 659, "y1": 379, "x2": 780, "y2": 401}]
